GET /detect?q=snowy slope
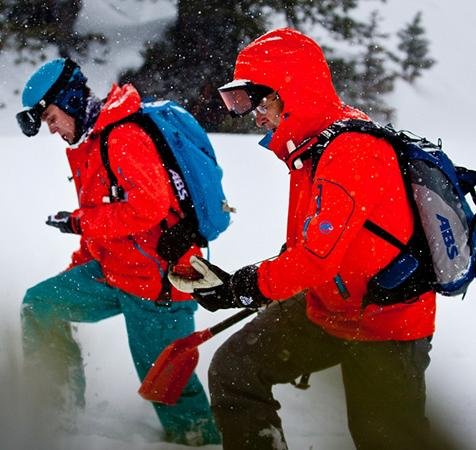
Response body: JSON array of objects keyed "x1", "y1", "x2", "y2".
[{"x1": 1, "y1": 0, "x2": 476, "y2": 449}]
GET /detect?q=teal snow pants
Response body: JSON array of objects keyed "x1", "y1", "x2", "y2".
[{"x1": 21, "y1": 260, "x2": 220, "y2": 445}]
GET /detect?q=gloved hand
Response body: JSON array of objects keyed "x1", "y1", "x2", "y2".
[
  {"x1": 46, "y1": 211, "x2": 81, "y2": 234},
  {"x1": 168, "y1": 256, "x2": 269, "y2": 312}
]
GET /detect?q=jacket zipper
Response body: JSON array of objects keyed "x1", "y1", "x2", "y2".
[{"x1": 129, "y1": 236, "x2": 165, "y2": 278}]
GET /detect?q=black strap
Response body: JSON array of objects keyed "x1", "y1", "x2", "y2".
[
  {"x1": 98, "y1": 113, "x2": 206, "y2": 302},
  {"x1": 289, "y1": 119, "x2": 410, "y2": 252},
  {"x1": 99, "y1": 113, "x2": 199, "y2": 222},
  {"x1": 363, "y1": 220, "x2": 406, "y2": 251},
  {"x1": 287, "y1": 119, "x2": 390, "y2": 178},
  {"x1": 99, "y1": 122, "x2": 126, "y2": 202},
  {"x1": 41, "y1": 58, "x2": 79, "y2": 107},
  {"x1": 456, "y1": 166, "x2": 476, "y2": 204}
]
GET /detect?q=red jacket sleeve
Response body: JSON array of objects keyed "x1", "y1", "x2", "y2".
[
  {"x1": 257, "y1": 133, "x2": 402, "y2": 300},
  {"x1": 72, "y1": 123, "x2": 172, "y2": 238},
  {"x1": 68, "y1": 237, "x2": 94, "y2": 269}
]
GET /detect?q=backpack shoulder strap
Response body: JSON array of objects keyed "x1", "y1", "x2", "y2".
[
  {"x1": 456, "y1": 166, "x2": 476, "y2": 204},
  {"x1": 98, "y1": 110, "x2": 199, "y2": 219},
  {"x1": 99, "y1": 115, "x2": 141, "y2": 202},
  {"x1": 287, "y1": 119, "x2": 389, "y2": 175},
  {"x1": 288, "y1": 119, "x2": 414, "y2": 250},
  {"x1": 99, "y1": 112, "x2": 190, "y2": 204},
  {"x1": 98, "y1": 112, "x2": 203, "y2": 301},
  {"x1": 98, "y1": 111, "x2": 205, "y2": 255}
]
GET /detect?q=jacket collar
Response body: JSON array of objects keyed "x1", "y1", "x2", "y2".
[{"x1": 91, "y1": 83, "x2": 142, "y2": 135}]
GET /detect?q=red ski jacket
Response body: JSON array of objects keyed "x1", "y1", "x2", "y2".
[
  {"x1": 234, "y1": 28, "x2": 435, "y2": 341},
  {"x1": 67, "y1": 84, "x2": 199, "y2": 300}
]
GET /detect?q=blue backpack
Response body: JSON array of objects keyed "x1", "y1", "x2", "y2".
[
  {"x1": 287, "y1": 119, "x2": 476, "y2": 306},
  {"x1": 99, "y1": 100, "x2": 232, "y2": 265}
]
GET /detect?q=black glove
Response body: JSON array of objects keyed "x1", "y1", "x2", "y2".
[
  {"x1": 46, "y1": 211, "x2": 81, "y2": 234},
  {"x1": 191, "y1": 259, "x2": 235, "y2": 312},
  {"x1": 168, "y1": 256, "x2": 269, "y2": 312}
]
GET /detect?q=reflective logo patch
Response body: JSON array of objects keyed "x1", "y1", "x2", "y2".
[
  {"x1": 319, "y1": 221, "x2": 334, "y2": 234},
  {"x1": 303, "y1": 178, "x2": 354, "y2": 259},
  {"x1": 239, "y1": 295, "x2": 254, "y2": 306}
]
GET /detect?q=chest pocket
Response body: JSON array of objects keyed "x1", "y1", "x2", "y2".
[{"x1": 302, "y1": 178, "x2": 354, "y2": 258}]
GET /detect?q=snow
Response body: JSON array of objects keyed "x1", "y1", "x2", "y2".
[{"x1": 1, "y1": 1, "x2": 476, "y2": 449}]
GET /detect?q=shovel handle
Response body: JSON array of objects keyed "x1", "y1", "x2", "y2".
[{"x1": 209, "y1": 308, "x2": 257, "y2": 336}]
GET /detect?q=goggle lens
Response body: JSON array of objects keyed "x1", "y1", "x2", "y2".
[
  {"x1": 16, "y1": 105, "x2": 44, "y2": 137},
  {"x1": 219, "y1": 88, "x2": 255, "y2": 117}
]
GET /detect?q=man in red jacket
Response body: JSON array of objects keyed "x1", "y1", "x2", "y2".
[
  {"x1": 168, "y1": 28, "x2": 444, "y2": 449},
  {"x1": 16, "y1": 58, "x2": 220, "y2": 446}
]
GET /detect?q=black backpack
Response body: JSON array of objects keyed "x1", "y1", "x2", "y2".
[{"x1": 287, "y1": 119, "x2": 476, "y2": 307}]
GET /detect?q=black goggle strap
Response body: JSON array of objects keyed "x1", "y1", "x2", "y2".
[
  {"x1": 17, "y1": 58, "x2": 79, "y2": 136},
  {"x1": 27, "y1": 58, "x2": 78, "y2": 116},
  {"x1": 40, "y1": 58, "x2": 78, "y2": 108}
]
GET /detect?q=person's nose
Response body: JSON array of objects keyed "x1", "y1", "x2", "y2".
[
  {"x1": 255, "y1": 112, "x2": 267, "y2": 128},
  {"x1": 45, "y1": 119, "x2": 57, "y2": 134}
]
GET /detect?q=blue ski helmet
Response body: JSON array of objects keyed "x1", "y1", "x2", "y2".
[{"x1": 17, "y1": 58, "x2": 90, "y2": 137}]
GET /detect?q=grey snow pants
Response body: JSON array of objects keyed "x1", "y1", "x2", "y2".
[{"x1": 208, "y1": 295, "x2": 437, "y2": 450}]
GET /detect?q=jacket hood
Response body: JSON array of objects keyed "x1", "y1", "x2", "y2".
[
  {"x1": 234, "y1": 27, "x2": 367, "y2": 160},
  {"x1": 92, "y1": 83, "x2": 142, "y2": 134}
]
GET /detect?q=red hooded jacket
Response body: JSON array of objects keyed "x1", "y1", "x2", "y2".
[
  {"x1": 234, "y1": 28, "x2": 435, "y2": 341},
  {"x1": 67, "y1": 84, "x2": 199, "y2": 300}
]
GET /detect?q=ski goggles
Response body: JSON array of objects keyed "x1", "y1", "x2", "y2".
[
  {"x1": 16, "y1": 102, "x2": 46, "y2": 137},
  {"x1": 252, "y1": 94, "x2": 280, "y2": 116},
  {"x1": 16, "y1": 58, "x2": 78, "y2": 137},
  {"x1": 218, "y1": 80, "x2": 274, "y2": 117}
]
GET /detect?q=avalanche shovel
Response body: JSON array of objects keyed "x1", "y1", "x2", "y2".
[{"x1": 138, "y1": 308, "x2": 257, "y2": 405}]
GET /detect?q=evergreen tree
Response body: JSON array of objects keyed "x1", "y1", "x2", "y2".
[
  {"x1": 1, "y1": 0, "x2": 435, "y2": 128},
  {"x1": 396, "y1": 11, "x2": 435, "y2": 83},
  {"x1": 121, "y1": 0, "x2": 435, "y2": 130},
  {"x1": 335, "y1": 11, "x2": 396, "y2": 121},
  {"x1": 120, "y1": 0, "x2": 375, "y2": 129},
  {"x1": 0, "y1": 0, "x2": 104, "y2": 63},
  {"x1": 120, "y1": 1, "x2": 267, "y2": 131}
]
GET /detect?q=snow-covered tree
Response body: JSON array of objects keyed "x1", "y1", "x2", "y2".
[
  {"x1": 119, "y1": 1, "x2": 267, "y2": 131},
  {"x1": 333, "y1": 11, "x2": 396, "y2": 121},
  {"x1": 396, "y1": 11, "x2": 435, "y2": 83},
  {"x1": 0, "y1": 0, "x2": 435, "y2": 128},
  {"x1": 121, "y1": 0, "x2": 435, "y2": 129},
  {"x1": 0, "y1": 0, "x2": 104, "y2": 63}
]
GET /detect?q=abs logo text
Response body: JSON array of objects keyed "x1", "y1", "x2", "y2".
[
  {"x1": 168, "y1": 169, "x2": 189, "y2": 200},
  {"x1": 436, "y1": 213, "x2": 459, "y2": 260}
]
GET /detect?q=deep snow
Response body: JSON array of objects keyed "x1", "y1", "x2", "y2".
[{"x1": 1, "y1": 0, "x2": 476, "y2": 449}]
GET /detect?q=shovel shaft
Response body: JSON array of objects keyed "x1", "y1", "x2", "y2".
[{"x1": 209, "y1": 308, "x2": 257, "y2": 336}]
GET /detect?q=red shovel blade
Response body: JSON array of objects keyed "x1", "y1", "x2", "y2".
[{"x1": 138, "y1": 329, "x2": 212, "y2": 405}]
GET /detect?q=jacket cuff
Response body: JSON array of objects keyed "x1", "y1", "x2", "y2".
[
  {"x1": 230, "y1": 265, "x2": 270, "y2": 308},
  {"x1": 70, "y1": 217, "x2": 82, "y2": 234},
  {"x1": 70, "y1": 210, "x2": 83, "y2": 234}
]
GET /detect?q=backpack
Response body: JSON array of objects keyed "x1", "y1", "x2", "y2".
[
  {"x1": 287, "y1": 119, "x2": 476, "y2": 307},
  {"x1": 99, "y1": 100, "x2": 232, "y2": 266}
]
